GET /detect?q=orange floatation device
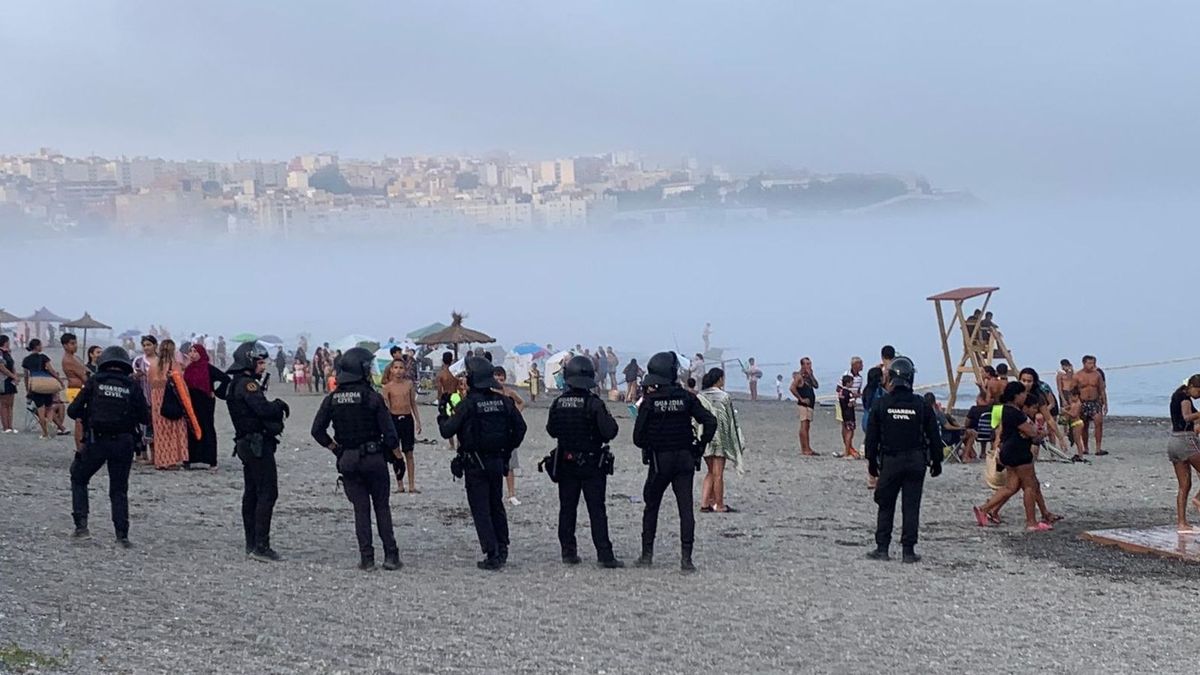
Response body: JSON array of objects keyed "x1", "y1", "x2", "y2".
[{"x1": 170, "y1": 369, "x2": 202, "y2": 440}]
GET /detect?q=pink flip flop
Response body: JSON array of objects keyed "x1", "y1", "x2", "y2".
[
  {"x1": 972, "y1": 506, "x2": 989, "y2": 527},
  {"x1": 1025, "y1": 522, "x2": 1054, "y2": 532}
]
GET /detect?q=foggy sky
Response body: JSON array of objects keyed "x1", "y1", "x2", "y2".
[{"x1": 2, "y1": 0, "x2": 1198, "y2": 199}]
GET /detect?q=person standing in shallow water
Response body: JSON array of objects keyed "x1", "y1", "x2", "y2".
[{"x1": 1167, "y1": 375, "x2": 1200, "y2": 533}]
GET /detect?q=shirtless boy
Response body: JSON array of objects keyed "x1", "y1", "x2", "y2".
[
  {"x1": 1059, "y1": 390, "x2": 1085, "y2": 461},
  {"x1": 383, "y1": 361, "x2": 422, "y2": 493},
  {"x1": 1073, "y1": 355, "x2": 1107, "y2": 455}
]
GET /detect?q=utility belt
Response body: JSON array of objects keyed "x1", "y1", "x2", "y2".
[
  {"x1": 540, "y1": 445, "x2": 614, "y2": 483},
  {"x1": 641, "y1": 443, "x2": 701, "y2": 464},
  {"x1": 88, "y1": 429, "x2": 135, "y2": 443},
  {"x1": 878, "y1": 447, "x2": 928, "y2": 463},
  {"x1": 234, "y1": 433, "x2": 267, "y2": 459},
  {"x1": 450, "y1": 449, "x2": 485, "y2": 479},
  {"x1": 336, "y1": 441, "x2": 382, "y2": 458}
]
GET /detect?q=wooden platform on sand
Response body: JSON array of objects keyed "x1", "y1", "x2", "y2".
[{"x1": 1082, "y1": 526, "x2": 1200, "y2": 563}]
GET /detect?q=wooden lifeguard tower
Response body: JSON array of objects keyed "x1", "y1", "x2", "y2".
[{"x1": 927, "y1": 286, "x2": 1018, "y2": 409}]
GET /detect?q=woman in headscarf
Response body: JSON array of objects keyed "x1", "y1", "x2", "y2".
[
  {"x1": 697, "y1": 368, "x2": 746, "y2": 513},
  {"x1": 183, "y1": 343, "x2": 230, "y2": 469}
]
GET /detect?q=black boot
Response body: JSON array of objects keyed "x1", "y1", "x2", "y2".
[
  {"x1": 382, "y1": 551, "x2": 403, "y2": 571},
  {"x1": 902, "y1": 547, "x2": 921, "y2": 564},
  {"x1": 251, "y1": 546, "x2": 282, "y2": 562},
  {"x1": 116, "y1": 534, "x2": 132, "y2": 549},
  {"x1": 599, "y1": 556, "x2": 625, "y2": 569},
  {"x1": 477, "y1": 555, "x2": 503, "y2": 571},
  {"x1": 680, "y1": 545, "x2": 695, "y2": 573},
  {"x1": 498, "y1": 545, "x2": 509, "y2": 566},
  {"x1": 866, "y1": 547, "x2": 890, "y2": 561},
  {"x1": 358, "y1": 554, "x2": 376, "y2": 571},
  {"x1": 562, "y1": 549, "x2": 582, "y2": 565},
  {"x1": 635, "y1": 541, "x2": 654, "y2": 567},
  {"x1": 72, "y1": 517, "x2": 89, "y2": 539}
]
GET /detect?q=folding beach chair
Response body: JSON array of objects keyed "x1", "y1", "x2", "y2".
[
  {"x1": 942, "y1": 427, "x2": 966, "y2": 463},
  {"x1": 22, "y1": 397, "x2": 41, "y2": 434}
]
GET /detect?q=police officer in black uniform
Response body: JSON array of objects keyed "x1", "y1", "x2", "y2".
[
  {"x1": 864, "y1": 355, "x2": 942, "y2": 563},
  {"x1": 439, "y1": 356, "x2": 527, "y2": 571},
  {"x1": 546, "y1": 356, "x2": 623, "y2": 568},
  {"x1": 226, "y1": 342, "x2": 290, "y2": 562},
  {"x1": 632, "y1": 351, "x2": 717, "y2": 572},
  {"x1": 311, "y1": 347, "x2": 403, "y2": 571},
  {"x1": 66, "y1": 346, "x2": 150, "y2": 547}
]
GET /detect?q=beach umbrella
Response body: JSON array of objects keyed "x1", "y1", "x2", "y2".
[
  {"x1": 25, "y1": 307, "x2": 69, "y2": 323},
  {"x1": 331, "y1": 334, "x2": 380, "y2": 353},
  {"x1": 231, "y1": 332, "x2": 258, "y2": 343},
  {"x1": 118, "y1": 328, "x2": 141, "y2": 339},
  {"x1": 414, "y1": 312, "x2": 495, "y2": 358},
  {"x1": 63, "y1": 312, "x2": 112, "y2": 350},
  {"x1": 512, "y1": 342, "x2": 548, "y2": 359},
  {"x1": 258, "y1": 334, "x2": 284, "y2": 345},
  {"x1": 406, "y1": 322, "x2": 447, "y2": 341},
  {"x1": 24, "y1": 307, "x2": 70, "y2": 343},
  {"x1": 0, "y1": 308, "x2": 19, "y2": 325}
]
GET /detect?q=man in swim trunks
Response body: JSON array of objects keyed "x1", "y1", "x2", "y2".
[
  {"x1": 435, "y1": 351, "x2": 459, "y2": 450},
  {"x1": 1073, "y1": 355, "x2": 1107, "y2": 455}
]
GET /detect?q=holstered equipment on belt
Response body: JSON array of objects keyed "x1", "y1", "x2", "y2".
[
  {"x1": 234, "y1": 433, "x2": 265, "y2": 459},
  {"x1": 451, "y1": 450, "x2": 482, "y2": 480},
  {"x1": 538, "y1": 448, "x2": 560, "y2": 483}
]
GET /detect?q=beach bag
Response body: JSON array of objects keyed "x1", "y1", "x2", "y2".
[
  {"x1": 29, "y1": 375, "x2": 63, "y2": 395},
  {"x1": 161, "y1": 378, "x2": 185, "y2": 420},
  {"x1": 984, "y1": 410, "x2": 1007, "y2": 489}
]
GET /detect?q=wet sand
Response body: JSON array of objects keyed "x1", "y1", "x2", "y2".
[{"x1": 0, "y1": 388, "x2": 1193, "y2": 673}]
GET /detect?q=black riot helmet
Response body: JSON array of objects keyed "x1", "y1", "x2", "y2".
[
  {"x1": 888, "y1": 355, "x2": 916, "y2": 390},
  {"x1": 564, "y1": 355, "x2": 597, "y2": 390},
  {"x1": 642, "y1": 351, "x2": 680, "y2": 388},
  {"x1": 336, "y1": 347, "x2": 375, "y2": 385},
  {"x1": 229, "y1": 342, "x2": 269, "y2": 374},
  {"x1": 466, "y1": 356, "x2": 499, "y2": 390},
  {"x1": 97, "y1": 346, "x2": 133, "y2": 375}
]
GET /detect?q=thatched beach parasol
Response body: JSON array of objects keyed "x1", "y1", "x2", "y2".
[
  {"x1": 415, "y1": 312, "x2": 495, "y2": 358},
  {"x1": 63, "y1": 312, "x2": 113, "y2": 350}
]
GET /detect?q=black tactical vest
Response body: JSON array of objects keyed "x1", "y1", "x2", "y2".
[
  {"x1": 549, "y1": 392, "x2": 600, "y2": 454},
  {"x1": 639, "y1": 386, "x2": 696, "y2": 453},
  {"x1": 88, "y1": 372, "x2": 139, "y2": 434},
  {"x1": 328, "y1": 385, "x2": 380, "y2": 449},
  {"x1": 465, "y1": 391, "x2": 514, "y2": 454}
]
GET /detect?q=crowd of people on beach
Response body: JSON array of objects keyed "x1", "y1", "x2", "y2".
[{"x1": 7, "y1": 313, "x2": 1200, "y2": 564}]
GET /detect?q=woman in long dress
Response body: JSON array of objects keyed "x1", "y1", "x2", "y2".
[
  {"x1": 150, "y1": 339, "x2": 189, "y2": 470},
  {"x1": 697, "y1": 367, "x2": 746, "y2": 513},
  {"x1": 184, "y1": 343, "x2": 229, "y2": 469}
]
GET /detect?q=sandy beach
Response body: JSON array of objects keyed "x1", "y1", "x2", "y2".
[{"x1": 0, "y1": 388, "x2": 1193, "y2": 673}]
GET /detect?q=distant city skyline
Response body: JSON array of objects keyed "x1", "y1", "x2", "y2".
[{"x1": 2, "y1": 144, "x2": 964, "y2": 236}]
